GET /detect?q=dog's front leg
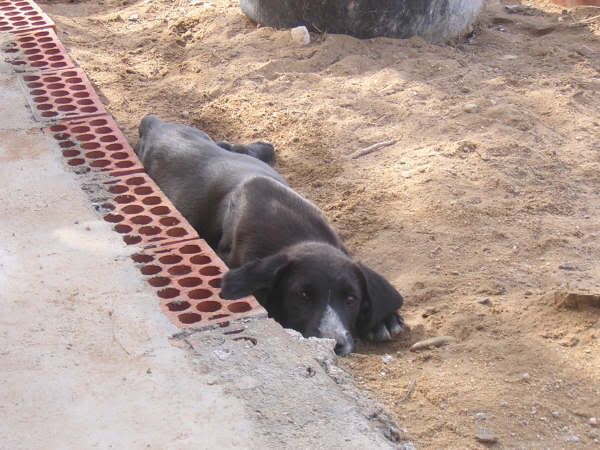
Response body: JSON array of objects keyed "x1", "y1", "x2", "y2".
[{"x1": 366, "y1": 312, "x2": 406, "y2": 342}]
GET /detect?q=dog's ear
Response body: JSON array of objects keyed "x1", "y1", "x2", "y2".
[
  {"x1": 220, "y1": 253, "x2": 289, "y2": 300},
  {"x1": 356, "y1": 264, "x2": 404, "y2": 336}
]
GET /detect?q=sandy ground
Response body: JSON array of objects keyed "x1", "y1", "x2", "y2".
[{"x1": 38, "y1": 0, "x2": 600, "y2": 448}]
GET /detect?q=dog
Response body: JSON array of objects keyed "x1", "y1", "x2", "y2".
[{"x1": 135, "y1": 115, "x2": 405, "y2": 355}]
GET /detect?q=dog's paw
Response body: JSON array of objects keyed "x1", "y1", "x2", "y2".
[{"x1": 366, "y1": 312, "x2": 406, "y2": 342}]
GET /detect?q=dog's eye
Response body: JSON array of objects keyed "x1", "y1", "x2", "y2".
[
  {"x1": 346, "y1": 295, "x2": 357, "y2": 305},
  {"x1": 300, "y1": 290, "x2": 312, "y2": 302}
]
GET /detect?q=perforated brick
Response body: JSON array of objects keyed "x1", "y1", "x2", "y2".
[
  {"x1": 131, "y1": 240, "x2": 266, "y2": 329},
  {"x1": 1, "y1": 28, "x2": 74, "y2": 72},
  {"x1": 97, "y1": 173, "x2": 199, "y2": 248},
  {"x1": 47, "y1": 115, "x2": 144, "y2": 176},
  {"x1": 0, "y1": 0, "x2": 54, "y2": 34},
  {"x1": 20, "y1": 68, "x2": 106, "y2": 121}
]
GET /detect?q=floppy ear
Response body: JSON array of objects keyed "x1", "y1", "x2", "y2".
[
  {"x1": 220, "y1": 253, "x2": 289, "y2": 300},
  {"x1": 356, "y1": 264, "x2": 404, "y2": 337}
]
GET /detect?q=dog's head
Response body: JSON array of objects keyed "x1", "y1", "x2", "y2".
[{"x1": 220, "y1": 242, "x2": 403, "y2": 356}]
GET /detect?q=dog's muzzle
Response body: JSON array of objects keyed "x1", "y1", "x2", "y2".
[{"x1": 318, "y1": 305, "x2": 354, "y2": 356}]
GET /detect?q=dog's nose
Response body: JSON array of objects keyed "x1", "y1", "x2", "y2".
[
  {"x1": 334, "y1": 340, "x2": 354, "y2": 356},
  {"x1": 318, "y1": 305, "x2": 355, "y2": 356}
]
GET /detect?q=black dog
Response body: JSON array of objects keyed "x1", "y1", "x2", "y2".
[{"x1": 135, "y1": 115, "x2": 405, "y2": 355}]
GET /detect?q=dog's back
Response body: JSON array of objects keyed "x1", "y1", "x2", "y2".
[
  {"x1": 136, "y1": 115, "x2": 286, "y2": 247},
  {"x1": 219, "y1": 175, "x2": 345, "y2": 266}
]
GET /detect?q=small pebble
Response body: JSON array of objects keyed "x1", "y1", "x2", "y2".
[
  {"x1": 521, "y1": 372, "x2": 530, "y2": 382},
  {"x1": 463, "y1": 103, "x2": 479, "y2": 113},
  {"x1": 559, "y1": 337, "x2": 579, "y2": 347},
  {"x1": 213, "y1": 348, "x2": 231, "y2": 360},
  {"x1": 476, "y1": 428, "x2": 498, "y2": 444},
  {"x1": 290, "y1": 26, "x2": 310, "y2": 45},
  {"x1": 563, "y1": 434, "x2": 580, "y2": 443},
  {"x1": 382, "y1": 354, "x2": 394, "y2": 365},
  {"x1": 504, "y1": 5, "x2": 526, "y2": 13},
  {"x1": 477, "y1": 297, "x2": 492, "y2": 306},
  {"x1": 422, "y1": 307, "x2": 438, "y2": 318},
  {"x1": 474, "y1": 412, "x2": 488, "y2": 421},
  {"x1": 128, "y1": 14, "x2": 139, "y2": 21},
  {"x1": 590, "y1": 417, "x2": 598, "y2": 428}
]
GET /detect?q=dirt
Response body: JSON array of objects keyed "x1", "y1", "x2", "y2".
[{"x1": 37, "y1": 0, "x2": 599, "y2": 448}]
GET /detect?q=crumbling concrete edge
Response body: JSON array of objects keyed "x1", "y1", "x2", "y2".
[{"x1": 171, "y1": 318, "x2": 412, "y2": 449}]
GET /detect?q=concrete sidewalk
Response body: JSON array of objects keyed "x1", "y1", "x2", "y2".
[{"x1": 0, "y1": 35, "x2": 402, "y2": 449}]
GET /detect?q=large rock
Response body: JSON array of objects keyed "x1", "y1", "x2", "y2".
[{"x1": 240, "y1": 0, "x2": 484, "y2": 42}]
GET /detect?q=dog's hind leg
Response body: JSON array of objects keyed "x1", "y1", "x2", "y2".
[{"x1": 216, "y1": 141, "x2": 276, "y2": 166}]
